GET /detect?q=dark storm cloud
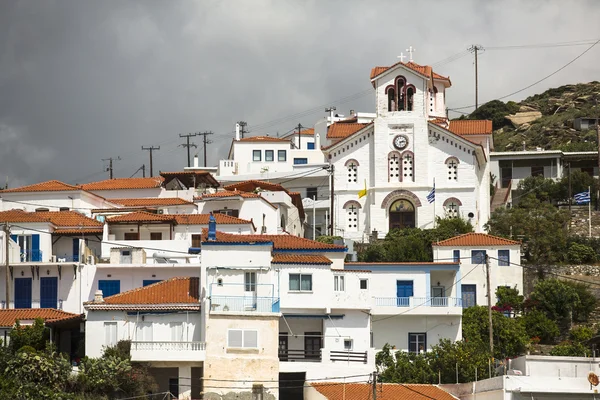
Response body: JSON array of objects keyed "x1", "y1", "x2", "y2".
[{"x1": 0, "y1": 0, "x2": 598, "y2": 187}]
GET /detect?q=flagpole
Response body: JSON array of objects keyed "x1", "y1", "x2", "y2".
[
  {"x1": 589, "y1": 186, "x2": 592, "y2": 238},
  {"x1": 433, "y1": 178, "x2": 436, "y2": 229}
]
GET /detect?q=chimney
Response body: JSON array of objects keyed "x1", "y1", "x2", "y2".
[
  {"x1": 315, "y1": 133, "x2": 321, "y2": 150},
  {"x1": 235, "y1": 123, "x2": 241, "y2": 141},
  {"x1": 94, "y1": 290, "x2": 104, "y2": 303},
  {"x1": 208, "y1": 212, "x2": 217, "y2": 241},
  {"x1": 350, "y1": 109, "x2": 355, "y2": 116},
  {"x1": 193, "y1": 155, "x2": 199, "y2": 168}
]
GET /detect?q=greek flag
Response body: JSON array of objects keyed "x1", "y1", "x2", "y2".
[
  {"x1": 574, "y1": 190, "x2": 591, "y2": 204},
  {"x1": 427, "y1": 184, "x2": 435, "y2": 204}
]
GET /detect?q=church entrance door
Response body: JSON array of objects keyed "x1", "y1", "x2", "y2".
[{"x1": 389, "y1": 199, "x2": 416, "y2": 230}]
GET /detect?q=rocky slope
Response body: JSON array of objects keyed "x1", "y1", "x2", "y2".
[{"x1": 459, "y1": 81, "x2": 600, "y2": 152}]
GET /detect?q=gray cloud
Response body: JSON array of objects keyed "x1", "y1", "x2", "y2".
[{"x1": 0, "y1": 0, "x2": 598, "y2": 186}]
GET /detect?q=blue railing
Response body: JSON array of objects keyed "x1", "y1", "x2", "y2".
[
  {"x1": 210, "y1": 296, "x2": 280, "y2": 313},
  {"x1": 374, "y1": 297, "x2": 463, "y2": 308},
  {"x1": 21, "y1": 250, "x2": 43, "y2": 262}
]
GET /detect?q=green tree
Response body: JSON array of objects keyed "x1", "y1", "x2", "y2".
[
  {"x1": 515, "y1": 176, "x2": 562, "y2": 203},
  {"x1": 567, "y1": 242, "x2": 597, "y2": 264},
  {"x1": 520, "y1": 310, "x2": 560, "y2": 344},
  {"x1": 9, "y1": 318, "x2": 49, "y2": 352},
  {"x1": 528, "y1": 279, "x2": 579, "y2": 330},
  {"x1": 565, "y1": 280, "x2": 598, "y2": 323},
  {"x1": 495, "y1": 286, "x2": 524, "y2": 314},
  {"x1": 461, "y1": 99, "x2": 520, "y2": 130}
]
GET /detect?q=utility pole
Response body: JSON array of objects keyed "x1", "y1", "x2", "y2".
[
  {"x1": 468, "y1": 45, "x2": 484, "y2": 110},
  {"x1": 101, "y1": 156, "x2": 121, "y2": 179},
  {"x1": 296, "y1": 123, "x2": 303, "y2": 150},
  {"x1": 329, "y1": 164, "x2": 335, "y2": 236},
  {"x1": 485, "y1": 254, "x2": 494, "y2": 357},
  {"x1": 596, "y1": 122, "x2": 600, "y2": 210},
  {"x1": 142, "y1": 164, "x2": 146, "y2": 178},
  {"x1": 372, "y1": 371, "x2": 377, "y2": 400},
  {"x1": 141, "y1": 146, "x2": 160, "y2": 177},
  {"x1": 179, "y1": 133, "x2": 198, "y2": 167},
  {"x1": 568, "y1": 162, "x2": 572, "y2": 212},
  {"x1": 238, "y1": 121, "x2": 248, "y2": 139},
  {"x1": 200, "y1": 131, "x2": 214, "y2": 168},
  {"x1": 4, "y1": 222, "x2": 10, "y2": 309}
]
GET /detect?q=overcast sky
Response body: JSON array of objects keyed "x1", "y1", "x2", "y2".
[{"x1": 1, "y1": 0, "x2": 598, "y2": 187}]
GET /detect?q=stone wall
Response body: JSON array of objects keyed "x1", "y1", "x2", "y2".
[{"x1": 568, "y1": 208, "x2": 600, "y2": 237}]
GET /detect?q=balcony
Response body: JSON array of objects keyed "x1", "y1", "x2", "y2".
[
  {"x1": 210, "y1": 296, "x2": 280, "y2": 313},
  {"x1": 20, "y1": 249, "x2": 43, "y2": 262},
  {"x1": 130, "y1": 341, "x2": 206, "y2": 362},
  {"x1": 371, "y1": 296, "x2": 463, "y2": 316},
  {"x1": 278, "y1": 349, "x2": 368, "y2": 364}
]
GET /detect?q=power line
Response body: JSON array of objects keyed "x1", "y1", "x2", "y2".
[
  {"x1": 141, "y1": 146, "x2": 160, "y2": 177},
  {"x1": 179, "y1": 133, "x2": 198, "y2": 167},
  {"x1": 199, "y1": 131, "x2": 214, "y2": 167},
  {"x1": 486, "y1": 38, "x2": 600, "y2": 50},
  {"x1": 101, "y1": 156, "x2": 121, "y2": 180}
]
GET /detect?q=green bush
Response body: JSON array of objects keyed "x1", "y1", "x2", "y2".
[
  {"x1": 10, "y1": 318, "x2": 49, "y2": 352},
  {"x1": 569, "y1": 326, "x2": 594, "y2": 343},
  {"x1": 567, "y1": 243, "x2": 597, "y2": 264},
  {"x1": 520, "y1": 310, "x2": 560, "y2": 344},
  {"x1": 550, "y1": 341, "x2": 588, "y2": 357}
]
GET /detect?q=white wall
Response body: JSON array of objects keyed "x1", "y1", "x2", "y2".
[
  {"x1": 0, "y1": 191, "x2": 111, "y2": 217},
  {"x1": 372, "y1": 315, "x2": 461, "y2": 351},
  {"x1": 197, "y1": 198, "x2": 280, "y2": 234}
]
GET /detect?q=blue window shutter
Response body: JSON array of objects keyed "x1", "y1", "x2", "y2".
[
  {"x1": 307, "y1": 142, "x2": 315, "y2": 150},
  {"x1": 10, "y1": 235, "x2": 17, "y2": 243},
  {"x1": 14, "y1": 278, "x2": 32, "y2": 308},
  {"x1": 40, "y1": 277, "x2": 58, "y2": 309},
  {"x1": 143, "y1": 280, "x2": 161, "y2": 287},
  {"x1": 99, "y1": 280, "x2": 121, "y2": 298},
  {"x1": 31, "y1": 234, "x2": 40, "y2": 262},
  {"x1": 72, "y1": 239, "x2": 79, "y2": 262}
]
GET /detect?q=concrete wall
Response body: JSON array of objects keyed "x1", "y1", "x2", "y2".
[
  {"x1": 197, "y1": 197, "x2": 280, "y2": 234},
  {"x1": 0, "y1": 191, "x2": 110, "y2": 217}
]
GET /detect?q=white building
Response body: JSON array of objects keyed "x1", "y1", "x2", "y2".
[{"x1": 433, "y1": 233, "x2": 523, "y2": 307}]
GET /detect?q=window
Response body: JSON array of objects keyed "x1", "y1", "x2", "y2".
[
  {"x1": 409, "y1": 333, "x2": 426, "y2": 353},
  {"x1": 334, "y1": 275, "x2": 345, "y2": 292},
  {"x1": 453, "y1": 250, "x2": 460, "y2": 263},
  {"x1": 104, "y1": 322, "x2": 118, "y2": 347},
  {"x1": 406, "y1": 86, "x2": 415, "y2": 111},
  {"x1": 59, "y1": 207, "x2": 69, "y2": 211},
  {"x1": 150, "y1": 232, "x2": 162, "y2": 241},
  {"x1": 471, "y1": 250, "x2": 487, "y2": 264},
  {"x1": 446, "y1": 157, "x2": 458, "y2": 180},
  {"x1": 346, "y1": 160, "x2": 358, "y2": 183},
  {"x1": 143, "y1": 280, "x2": 161, "y2": 286},
  {"x1": 307, "y1": 142, "x2": 315, "y2": 150},
  {"x1": 40, "y1": 277, "x2": 58, "y2": 309},
  {"x1": 265, "y1": 150, "x2": 274, "y2": 161},
  {"x1": 289, "y1": 274, "x2": 312, "y2": 291},
  {"x1": 386, "y1": 86, "x2": 396, "y2": 112},
  {"x1": 345, "y1": 203, "x2": 359, "y2": 231},
  {"x1": 388, "y1": 152, "x2": 401, "y2": 181},
  {"x1": 170, "y1": 322, "x2": 184, "y2": 342},
  {"x1": 360, "y1": 279, "x2": 368, "y2": 290},
  {"x1": 531, "y1": 166, "x2": 544, "y2": 177},
  {"x1": 344, "y1": 339, "x2": 353, "y2": 350},
  {"x1": 306, "y1": 187, "x2": 318, "y2": 200},
  {"x1": 293, "y1": 158, "x2": 308, "y2": 165},
  {"x1": 444, "y1": 201, "x2": 460, "y2": 218},
  {"x1": 228, "y1": 329, "x2": 258, "y2": 348},
  {"x1": 498, "y1": 250, "x2": 510, "y2": 266},
  {"x1": 462, "y1": 285, "x2": 477, "y2": 308},
  {"x1": 245, "y1": 272, "x2": 256, "y2": 292},
  {"x1": 278, "y1": 150, "x2": 287, "y2": 162},
  {"x1": 216, "y1": 209, "x2": 239, "y2": 217},
  {"x1": 191, "y1": 234, "x2": 201, "y2": 248},
  {"x1": 124, "y1": 232, "x2": 138, "y2": 240},
  {"x1": 402, "y1": 152, "x2": 414, "y2": 181},
  {"x1": 14, "y1": 278, "x2": 32, "y2": 308},
  {"x1": 15, "y1": 234, "x2": 41, "y2": 262},
  {"x1": 99, "y1": 280, "x2": 121, "y2": 297},
  {"x1": 253, "y1": 150, "x2": 261, "y2": 161}
]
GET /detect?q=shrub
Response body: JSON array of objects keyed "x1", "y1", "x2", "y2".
[
  {"x1": 520, "y1": 310, "x2": 560, "y2": 344},
  {"x1": 550, "y1": 341, "x2": 588, "y2": 357},
  {"x1": 567, "y1": 243, "x2": 597, "y2": 264},
  {"x1": 569, "y1": 326, "x2": 594, "y2": 343}
]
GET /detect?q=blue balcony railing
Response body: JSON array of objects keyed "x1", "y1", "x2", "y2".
[
  {"x1": 21, "y1": 250, "x2": 43, "y2": 262},
  {"x1": 374, "y1": 297, "x2": 463, "y2": 308},
  {"x1": 210, "y1": 296, "x2": 280, "y2": 313}
]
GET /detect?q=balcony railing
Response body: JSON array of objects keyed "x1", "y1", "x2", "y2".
[
  {"x1": 131, "y1": 341, "x2": 206, "y2": 352},
  {"x1": 55, "y1": 255, "x2": 79, "y2": 262},
  {"x1": 279, "y1": 349, "x2": 322, "y2": 362},
  {"x1": 20, "y1": 250, "x2": 43, "y2": 262},
  {"x1": 210, "y1": 296, "x2": 280, "y2": 313},
  {"x1": 330, "y1": 350, "x2": 368, "y2": 364},
  {"x1": 374, "y1": 296, "x2": 463, "y2": 308}
]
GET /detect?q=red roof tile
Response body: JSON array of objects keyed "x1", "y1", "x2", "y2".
[
  {"x1": 0, "y1": 210, "x2": 48, "y2": 223},
  {"x1": 370, "y1": 61, "x2": 450, "y2": 82},
  {"x1": 110, "y1": 198, "x2": 194, "y2": 207},
  {"x1": 434, "y1": 232, "x2": 520, "y2": 247},
  {"x1": 223, "y1": 180, "x2": 288, "y2": 193},
  {"x1": 272, "y1": 254, "x2": 332, "y2": 265},
  {"x1": 327, "y1": 122, "x2": 371, "y2": 140},
  {"x1": 449, "y1": 120, "x2": 493, "y2": 135},
  {"x1": 174, "y1": 214, "x2": 252, "y2": 225},
  {"x1": 237, "y1": 136, "x2": 290, "y2": 143},
  {"x1": 79, "y1": 177, "x2": 164, "y2": 191},
  {"x1": 0, "y1": 309, "x2": 81, "y2": 327},
  {"x1": 0, "y1": 180, "x2": 81, "y2": 193},
  {"x1": 90, "y1": 277, "x2": 199, "y2": 306},
  {"x1": 197, "y1": 190, "x2": 262, "y2": 199},
  {"x1": 311, "y1": 383, "x2": 457, "y2": 400},
  {"x1": 203, "y1": 230, "x2": 346, "y2": 251},
  {"x1": 53, "y1": 228, "x2": 104, "y2": 235},
  {"x1": 0, "y1": 210, "x2": 102, "y2": 229},
  {"x1": 107, "y1": 211, "x2": 176, "y2": 223}
]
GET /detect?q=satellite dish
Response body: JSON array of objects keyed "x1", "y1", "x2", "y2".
[{"x1": 588, "y1": 372, "x2": 599, "y2": 386}]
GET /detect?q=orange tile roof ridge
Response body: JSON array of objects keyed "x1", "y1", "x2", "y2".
[
  {"x1": 0, "y1": 309, "x2": 81, "y2": 327},
  {"x1": 434, "y1": 232, "x2": 521, "y2": 247},
  {"x1": 79, "y1": 177, "x2": 164, "y2": 191},
  {"x1": 448, "y1": 120, "x2": 493, "y2": 135},
  {"x1": 202, "y1": 230, "x2": 346, "y2": 251},
  {"x1": 272, "y1": 254, "x2": 333, "y2": 265},
  {"x1": 0, "y1": 180, "x2": 81, "y2": 193},
  {"x1": 370, "y1": 61, "x2": 450, "y2": 82},
  {"x1": 237, "y1": 136, "x2": 290, "y2": 143},
  {"x1": 311, "y1": 382, "x2": 458, "y2": 400},
  {"x1": 110, "y1": 198, "x2": 194, "y2": 207},
  {"x1": 87, "y1": 277, "x2": 200, "y2": 306},
  {"x1": 174, "y1": 213, "x2": 253, "y2": 225},
  {"x1": 0, "y1": 209, "x2": 102, "y2": 227},
  {"x1": 107, "y1": 211, "x2": 177, "y2": 223}
]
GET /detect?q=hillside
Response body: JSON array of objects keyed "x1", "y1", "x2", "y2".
[{"x1": 459, "y1": 81, "x2": 600, "y2": 152}]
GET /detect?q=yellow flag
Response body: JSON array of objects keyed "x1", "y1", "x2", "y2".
[{"x1": 358, "y1": 180, "x2": 367, "y2": 199}]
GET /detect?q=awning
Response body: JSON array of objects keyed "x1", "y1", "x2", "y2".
[{"x1": 282, "y1": 314, "x2": 344, "y2": 319}]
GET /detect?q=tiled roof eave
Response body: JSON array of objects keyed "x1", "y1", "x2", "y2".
[
  {"x1": 84, "y1": 303, "x2": 201, "y2": 311},
  {"x1": 321, "y1": 123, "x2": 374, "y2": 151}
]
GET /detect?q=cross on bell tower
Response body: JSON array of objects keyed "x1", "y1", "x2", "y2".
[
  {"x1": 406, "y1": 46, "x2": 416, "y2": 62},
  {"x1": 397, "y1": 52, "x2": 406, "y2": 63}
]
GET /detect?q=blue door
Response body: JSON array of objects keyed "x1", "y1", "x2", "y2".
[
  {"x1": 98, "y1": 280, "x2": 120, "y2": 298},
  {"x1": 15, "y1": 278, "x2": 32, "y2": 308},
  {"x1": 396, "y1": 280, "x2": 413, "y2": 307},
  {"x1": 31, "y1": 234, "x2": 41, "y2": 262},
  {"x1": 40, "y1": 277, "x2": 58, "y2": 309},
  {"x1": 142, "y1": 280, "x2": 161, "y2": 287},
  {"x1": 462, "y1": 285, "x2": 477, "y2": 308},
  {"x1": 72, "y1": 239, "x2": 79, "y2": 262}
]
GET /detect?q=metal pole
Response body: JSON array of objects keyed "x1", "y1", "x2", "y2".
[
  {"x1": 312, "y1": 195, "x2": 316, "y2": 240},
  {"x1": 372, "y1": 371, "x2": 377, "y2": 400},
  {"x1": 330, "y1": 165, "x2": 335, "y2": 236},
  {"x1": 486, "y1": 254, "x2": 494, "y2": 357},
  {"x1": 4, "y1": 222, "x2": 10, "y2": 309},
  {"x1": 589, "y1": 185, "x2": 592, "y2": 238}
]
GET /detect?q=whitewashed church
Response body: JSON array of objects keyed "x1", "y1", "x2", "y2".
[{"x1": 322, "y1": 53, "x2": 493, "y2": 241}]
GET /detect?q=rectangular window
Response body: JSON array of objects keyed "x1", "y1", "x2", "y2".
[
  {"x1": 453, "y1": 250, "x2": 460, "y2": 263},
  {"x1": 278, "y1": 150, "x2": 287, "y2": 162},
  {"x1": 360, "y1": 279, "x2": 368, "y2": 290},
  {"x1": 216, "y1": 209, "x2": 239, "y2": 217},
  {"x1": 191, "y1": 234, "x2": 202, "y2": 248},
  {"x1": 143, "y1": 280, "x2": 161, "y2": 286},
  {"x1": 531, "y1": 166, "x2": 544, "y2": 177},
  {"x1": 253, "y1": 150, "x2": 261, "y2": 161},
  {"x1": 334, "y1": 275, "x2": 345, "y2": 292},
  {"x1": 306, "y1": 187, "x2": 318, "y2": 200},
  {"x1": 293, "y1": 158, "x2": 308, "y2": 165},
  {"x1": 40, "y1": 277, "x2": 58, "y2": 309},
  {"x1": 104, "y1": 322, "x2": 118, "y2": 347},
  {"x1": 307, "y1": 142, "x2": 315, "y2": 150},
  {"x1": 124, "y1": 232, "x2": 138, "y2": 240},
  {"x1": 408, "y1": 333, "x2": 427, "y2": 354},
  {"x1": 344, "y1": 339, "x2": 353, "y2": 350},
  {"x1": 170, "y1": 322, "x2": 184, "y2": 342},
  {"x1": 245, "y1": 272, "x2": 257, "y2": 292},
  {"x1": 136, "y1": 322, "x2": 153, "y2": 342},
  {"x1": 498, "y1": 250, "x2": 510, "y2": 266},
  {"x1": 228, "y1": 329, "x2": 258, "y2": 348},
  {"x1": 471, "y1": 250, "x2": 487, "y2": 264},
  {"x1": 265, "y1": 150, "x2": 274, "y2": 161},
  {"x1": 289, "y1": 274, "x2": 312, "y2": 291},
  {"x1": 462, "y1": 284, "x2": 477, "y2": 308},
  {"x1": 98, "y1": 280, "x2": 121, "y2": 298},
  {"x1": 150, "y1": 232, "x2": 162, "y2": 241}
]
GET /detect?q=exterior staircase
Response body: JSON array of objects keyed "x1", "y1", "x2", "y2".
[{"x1": 491, "y1": 184, "x2": 511, "y2": 212}]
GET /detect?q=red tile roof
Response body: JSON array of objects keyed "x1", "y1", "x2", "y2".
[
  {"x1": 0, "y1": 309, "x2": 82, "y2": 327},
  {"x1": 237, "y1": 136, "x2": 290, "y2": 143},
  {"x1": 449, "y1": 120, "x2": 493, "y2": 135},
  {"x1": 110, "y1": 198, "x2": 194, "y2": 207},
  {"x1": 0, "y1": 180, "x2": 81, "y2": 193},
  {"x1": 203, "y1": 230, "x2": 346, "y2": 251},
  {"x1": 370, "y1": 61, "x2": 450, "y2": 82},
  {"x1": 86, "y1": 277, "x2": 200, "y2": 310},
  {"x1": 327, "y1": 122, "x2": 371, "y2": 140},
  {"x1": 429, "y1": 117, "x2": 448, "y2": 127},
  {"x1": 272, "y1": 254, "x2": 332, "y2": 265},
  {"x1": 223, "y1": 180, "x2": 288, "y2": 193},
  {"x1": 0, "y1": 210, "x2": 102, "y2": 229},
  {"x1": 174, "y1": 214, "x2": 252, "y2": 225},
  {"x1": 197, "y1": 190, "x2": 262, "y2": 199},
  {"x1": 311, "y1": 383, "x2": 457, "y2": 400},
  {"x1": 434, "y1": 232, "x2": 520, "y2": 247},
  {"x1": 79, "y1": 177, "x2": 164, "y2": 191},
  {"x1": 0, "y1": 210, "x2": 48, "y2": 223},
  {"x1": 107, "y1": 211, "x2": 176, "y2": 223},
  {"x1": 53, "y1": 228, "x2": 104, "y2": 235}
]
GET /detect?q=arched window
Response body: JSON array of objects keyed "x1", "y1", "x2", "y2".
[
  {"x1": 345, "y1": 159, "x2": 359, "y2": 183},
  {"x1": 386, "y1": 86, "x2": 396, "y2": 112},
  {"x1": 395, "y1": 76, "x2": 406, "y2": 111},
  {"x1": 388, "y1": 152, "x2": 401, "y2": 182},
  {"x1": 406, "y1": 85, "x2": 415, "y2": 111},
  {"x1": 446, "y1": 157, "x2": 459, "y2": 181},
  {"x1": 343, "y1": 201, "x2": 361, "y2": 232},
  {"x1": 402, "y1": 151, "x2": 414, "y2": 182},
  {"x1": 444, "y1": 198, "x2": 462, "y2": 219}
]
